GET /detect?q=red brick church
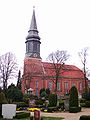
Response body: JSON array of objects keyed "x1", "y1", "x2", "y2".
[{"x1": 22, "y1": 8, "x2": 87, "y2": 97}]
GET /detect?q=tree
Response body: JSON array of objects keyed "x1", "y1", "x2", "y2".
[
  {"x1": 69, "y1": 86, "x2": 78, "y2": 108},
  {"x1": 78, "y1": 47, "x2": 89, "y2": 95},
  {"x1": 69, "y1": 86, "x2": 80, "y2": 113},
  {"x1": 7, "y1": 84, "x2": 23, "y2": 102},
  {"x1": 17, "y1": 70, "x2": 21, "y2": 90},
  {"x1": 46, "y1": 88, "x2": 50, "y2": 95},
  {"x1": 40, "y1": 88, "x2": 45, "y2": 97},
  {"x1": 47, "y1": 50, "x2": 70, "y2": 92},
  {"x1": 49, "y1": 93, "x2": 57, "y2": 107},
  {"x1": 0, "y1": 52, "x2": 18, "y2": 90}
]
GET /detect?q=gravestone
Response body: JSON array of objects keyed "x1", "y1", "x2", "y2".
[
  {"x1": 64, "y1": 98, "x2": 69, "y2": 111},
  {"x1": 2, "y1": 104, "x2": 16, "y2": 119}
]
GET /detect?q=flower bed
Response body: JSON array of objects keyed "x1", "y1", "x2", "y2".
[{"x1": 27, "y1": 107, "x2": 41, "y2": 112}]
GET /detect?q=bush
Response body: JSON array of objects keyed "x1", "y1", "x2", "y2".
[
  {"x1": 0, "y1": 104, "x2": 2, "y2": 117},
  {"x1": 40, "y1": 88, "x2": 46, "y2": 97},
  {"x1": 69, "y1": 106, "x2": 81, "y2": 113},
  {"x1": 79, "y1": 115, "x2": 90, "y2": 120},
  {"x1": 80, "y1": 98, "x2": 86, "y2": 107},
  {"x1": 15, "y1": 112, "x2": 30, "y2": 119},
  {"x1": 82, "y1": 92, "x2": 90, "y2": 100},
  {"x1": 80, "y1": 103, "x2": 86, "y2": 107},
  {"x1": 85, "y1": 101, "x2": 90, "y2": 108},
  {"x1": 30, "y1": 116, "x2": 34, "y2": 120},
  {"x1": 69, "y1": 86, "x2": 78, "y2": 108},
  {"x1": 49, "y1": 94, "x2": 57, "y2": 107},
  {"x1": 47, "y1": 107, "x2": 58, "y2": 112},
  {"x1": 0, "y1": 92, "x2": 8, "y2": 117},
  {"x1": 13, "y1": 101, "x2": 28, "y2": 108},
  {"x1": 46, "y1": 88, "x2": 50, "y2": 95},
  {"x1": 59, "y1": 99, "x2": 64, "y2": 107},
  {"x1": 80, "y1": 98, "x2": 86, "y2": 103},
  {"x1": 41, "y1": 91, "x2": 47, "y2": 98},
  {"x1": 7, "y1": 85, "x2": 23, "y2": 102},
  {"x1": 35, "y1": 99, "x2": 44, "y2": 106},
  {"x1": 0, "y1": 92, "x2": 8, "y2": 104}
]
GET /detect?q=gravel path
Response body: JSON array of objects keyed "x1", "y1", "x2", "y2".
[{"x1": 31, "y1": 108, "x2": 90, "y2": 120}]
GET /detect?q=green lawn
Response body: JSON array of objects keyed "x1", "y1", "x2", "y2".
[{"x1": 0, "y1": 116, "x2": 64, "y2": 120}]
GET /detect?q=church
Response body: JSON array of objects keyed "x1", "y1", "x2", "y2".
[{"x1": 22, "y1": 8, "x2": 86, "y2": 97}]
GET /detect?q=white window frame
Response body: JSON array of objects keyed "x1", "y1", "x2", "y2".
[{"x1": 57, "y1": 81, "x2": 60, "y2": 91}]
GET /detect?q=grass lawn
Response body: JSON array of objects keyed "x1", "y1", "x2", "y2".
[{"x1": 0, "y1": 116, "x2": 64, "y2": 120}]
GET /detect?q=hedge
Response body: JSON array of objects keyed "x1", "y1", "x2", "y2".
[
  {"x1": 79, "y1": 115, "x2": 90, "y2": 120},
  {"x1": 69, "y1": 106, "x2": 81, "y2": 113},
  {"x1": 15, "y1": 112, "x2": 30, "y2": 119},
  {"x1": 85, "y1": 101, "x2": 90, "y2": 108}
]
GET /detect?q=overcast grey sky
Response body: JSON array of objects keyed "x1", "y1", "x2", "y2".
[{"x1": 0, "y1": 0, "x2": 90, "y2": 71}]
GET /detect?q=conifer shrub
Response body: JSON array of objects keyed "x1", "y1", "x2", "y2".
[
  {"x1": 49, "y1": 93, "x2": 57, "y2": 107},
  {"x1": 69, "y1": 86, "x2": 78, "y2": 107},
  {"x1": 69, "y1": 106, "x2": 81, "y2": 113},
  {"x1": 41, "y1": 91, "x2": 47, "y2": 98},
  {"x1": 35, "y1": 99, "x2": 44, "y2": 106},
  {"x1": 69, "y1": 86, "x2": 81, "y2": 113},
  {"x1": 40, "y1": 88, "x2": 46, "y2": 97},
  {"x1": 85, "y1": 101, "x2": 90, "y2": 107}
]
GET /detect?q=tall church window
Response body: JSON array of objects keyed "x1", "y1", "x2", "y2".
[
  {"x1": 64, "y1": 82, "x2": 68, "y2": 89},
  {"x1": 64, "y1": 82, "x2": 69, "y2": 94},
  {"x1": 72, "y1": 82, "x2": 75, "y2": 87},
  {"x1": 79, "y1": 82, "x2": 82, "y2": 91},
  {"x1": 57, "y1": 81, "x2": 60, "y2": 91},
  {"x1": 36, "y1": 80, "x2": 38, "y2": 96},
  {"x1": 48, "y1": 81, "x2": 52, "y2": 90},
  {"x1": 36, "y1": 80, "x2": 38, "y2": 88}
]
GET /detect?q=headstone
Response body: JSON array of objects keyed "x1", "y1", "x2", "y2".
[
  {"x1": 2, "y1": 104, "x2": 16, "y2": 119},
  {"x1": 64, "y1": 99, "x2": 69, "y2": 111},
  {"x1": 34, "y1": 110, "x2": 40, "y2": 120}
]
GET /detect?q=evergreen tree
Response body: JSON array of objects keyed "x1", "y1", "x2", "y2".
[
  {"x1": 17, "y1": 70, "x2": 21, "y2": 90},
  {"x1": 7, "y1": 84, "x2": 23, "y2": 102},
  {"x1": 69, "y1": 86, "x2": 78, "y2": 108},
  {"x1": 49, "y1": 93, "x2": 57, "y2": 107},
  {"x1": 40, "y1": 88, "x2": 45, "y2": 97},
  {"x1": 46, "y1": 88, "x2": 50, "y2": 95}
]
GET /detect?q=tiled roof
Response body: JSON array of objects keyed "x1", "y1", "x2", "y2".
[
  {"x1": 24, "y1": 59, "x2": 84, "y2": 79},
  {"x1": 42, "y1": 62, "x2": 84, "y2": 79}
]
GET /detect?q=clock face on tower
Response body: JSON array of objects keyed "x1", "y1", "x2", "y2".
[{"x1": 33, "y1": 53, "x2": 38, "y2": 57}]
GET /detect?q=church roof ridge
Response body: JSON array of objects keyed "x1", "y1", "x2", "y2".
[{"x1": 42, "y1": 61, "x2": 82, "y2": 71}]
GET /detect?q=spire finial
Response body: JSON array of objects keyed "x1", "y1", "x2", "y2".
[{"x1": 33, "y1": 6, "x2": 35, "y2": 10}]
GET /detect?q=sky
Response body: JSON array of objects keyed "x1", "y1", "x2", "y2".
[{"x1": 0, "y1": 0, "x2": 90, "y2": 73}]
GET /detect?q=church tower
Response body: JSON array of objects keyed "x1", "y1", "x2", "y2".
[
  {"x1": 22, "y1": 8, "x2": 45, "y2": 95},
  {"x1": 25, "y1": 8, "x2": 41, "y2": 59}
]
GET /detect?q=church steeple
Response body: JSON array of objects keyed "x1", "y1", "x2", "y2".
[
  {"x1": 30, "y1": 7, "x2": 37, "y2": 31},
  {"x1": 25, "y1": 7, "x2": 41, "y2": 59}
]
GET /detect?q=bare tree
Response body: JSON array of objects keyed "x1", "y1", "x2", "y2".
[
  {"x1": 47, "y1": 50, "x2": 70, "y2": 92},
  {"x1": 0, "y1": 52, "x2": 18, "y2": 90},
  {"x1": 78, "y1": 47, "x2": 89, "y2": 94}
]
